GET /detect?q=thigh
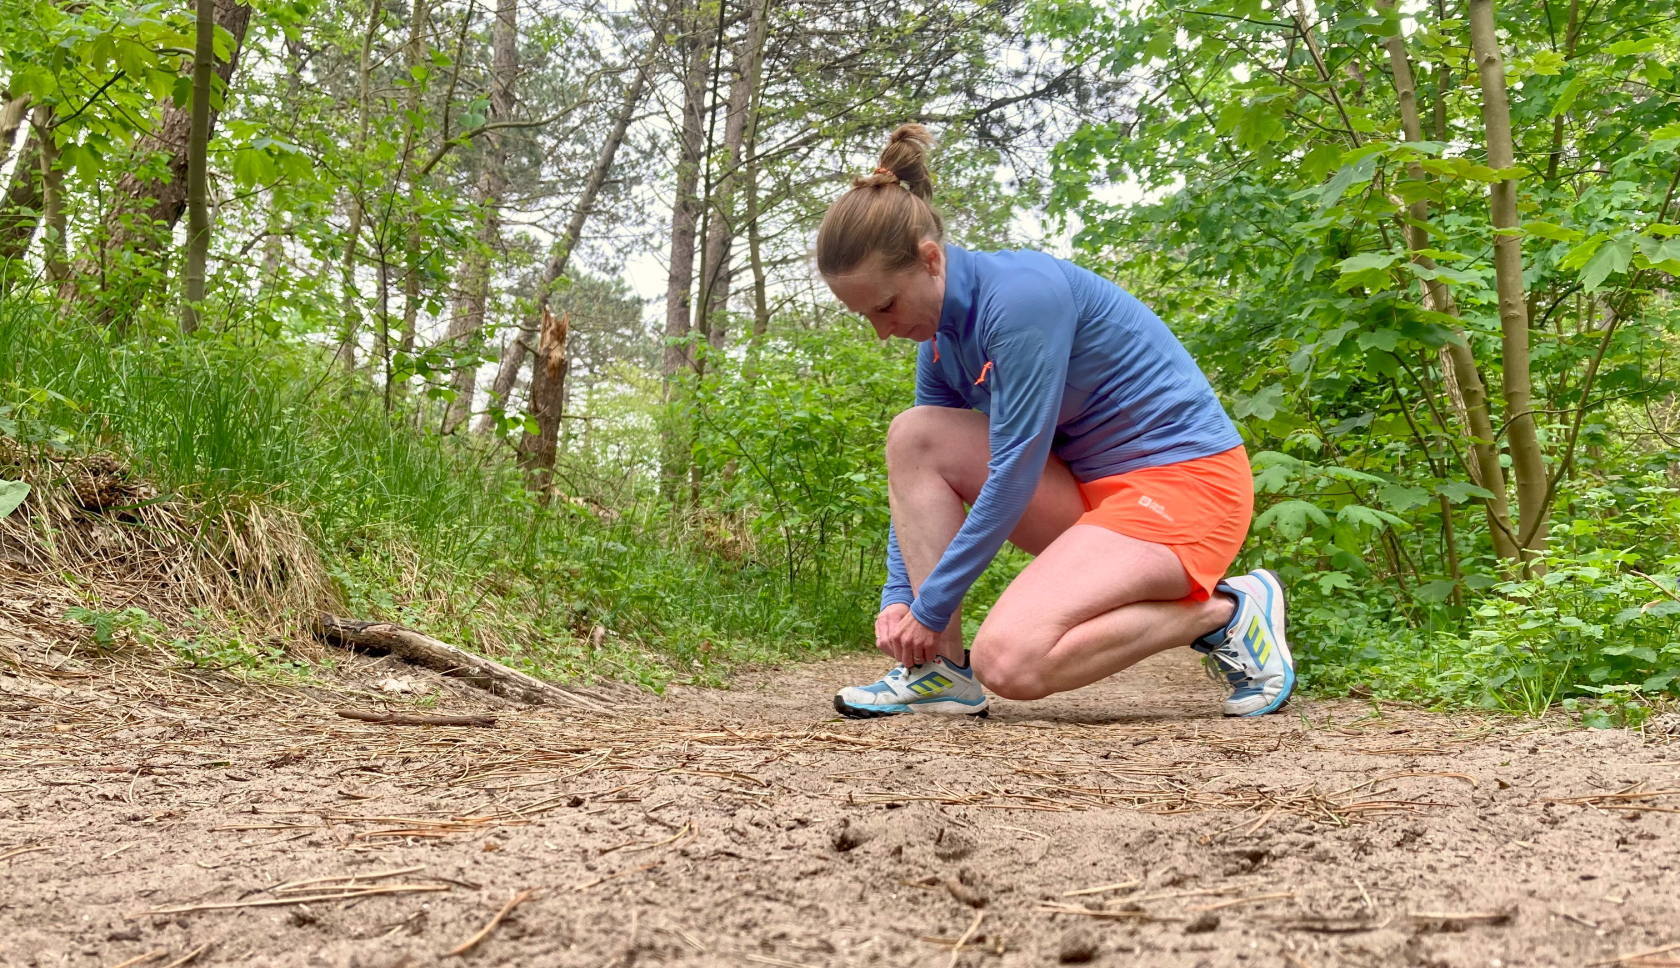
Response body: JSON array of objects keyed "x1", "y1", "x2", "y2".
[
  {"x1": 888, "y1": 406, "x2": 1084, "y2": 555},
  {"x1": 973, "y1": 524, "x2": 1191, "y2": 657}
]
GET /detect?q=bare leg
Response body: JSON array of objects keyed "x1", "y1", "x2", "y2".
[
  {"x1": 970, "y1": 524, "x2": 1237, "y2": 701},
  {"x1": 884, "y1": 406, "x2": 1084, "y2": 663}
]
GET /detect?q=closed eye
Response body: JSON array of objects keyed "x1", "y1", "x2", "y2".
[{"x1": 873, "y1": 298, "x2": 895, "y2": 314}]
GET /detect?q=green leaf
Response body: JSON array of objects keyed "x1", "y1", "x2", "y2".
[
  {"x1": 1337, "y1": 504, "x2": 1406, "y2": 531},
  {"x1": 1317, "y1": 571, "x2": 1357, "y2": 594},
  {"x1": 1255, "y1": 499, "x2": 1330, "y2": 539},
  {"x1": 1356, "y1": 329, "x2": 1400, "y2": 352},
  {"x1": 1551, "y1": 74, "x2": 1587, "y2": 118},
  {"x1": 1527, "y1": 50, "x2": 1565, "y2": 75},
  {"x1": 0, "y1": 480, "x2": 29, "y2": 519},
  {"x1": 1234, "y1": 384, "x2": 1286, "y2": 421},
  {"x1": 1607, "y1": 37, "x2": 1659, "y2": 56},
  {"x1": 1315, "y1": 154, "x2": 1379, "y2": 212},
  {"x1": 1522, "y1": 221, "x2": 1584, "y2": 242},
  {"x1": 1414, "y1": 579, "x2": 1458, "y2": 603},
  {"x1": 1378, "y1": 483, "x2": 1431, "y2": 512},
  {"x1": 1581, "y1": 236, "x2": 1633, "y2": 292},
  {"x1": 1335, "y1": 251, "x2": 1401, "y2": 292},
  {"x1": 1436, "y1": 481, "x2": 1497, "y2": 504}
]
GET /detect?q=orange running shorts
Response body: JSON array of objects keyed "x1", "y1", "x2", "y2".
[{"x1": 1074, "y1": 445, "x2": 1254, "y2": 600}]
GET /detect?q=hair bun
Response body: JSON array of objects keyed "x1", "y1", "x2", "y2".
[{"x1": 875, "y1": 123, "x2": 935, "y2": 201}]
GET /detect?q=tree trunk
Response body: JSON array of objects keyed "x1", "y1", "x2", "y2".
[
  {"x1": 0, "y1": 130, "x2": 41, "y2": 273},
  {"x1": 86, "y1": 0, "x2": 251, "y2": 321},
  {"x1": 444, "y1": 0, "x2": 516, "y2": 435},
  {"x1": 34, "y1": 107, "x2": 66, "y2": 284},
  {"x1": 660, "y1": 5, "x2": 715, "y2": 497},
  {"x1": 474, "y1": 13, "x2": 667, "y2": 434},
  {"x1": 697, "y1": 2, "x2": 766, "y2": 351},
  {"x1": 394, "y1": 0, "x2": 433, "y2": 393},
  {"x1": 336, "y1": 0, "x2": 384, "y2": 372},
  {"x1": 741, "y1": 0, "x2": 772, "y2": 377},
  {"x1": 0, "y1": 94, "x2": 30, "y2": 175},
  {"x1": 517, "y1": 306, "x2": 568, "y2": 497},
  {"x1": 1379, "y1": 1, "x2": 1519, "y2": 562},
  {"x1": 180, "y1": 0, "x2": 217, "y2": 333},
  {"x1": 1468, "y1": 0, "x2": 1550, "y2": 569}
]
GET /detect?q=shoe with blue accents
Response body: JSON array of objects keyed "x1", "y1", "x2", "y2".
[
  {"x1": 834, "y1": 655, "x2": 990, "y2": 718},
  {"x1": 1192, "y1": 569, "x2": 1294, "y2": 717}
]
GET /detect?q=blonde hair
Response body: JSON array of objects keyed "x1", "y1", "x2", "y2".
[{"x1": 816, "y1": 124, "x2": 945, "y2": 276}]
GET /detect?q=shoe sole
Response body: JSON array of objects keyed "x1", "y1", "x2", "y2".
[
  {"x1": 1226, "y1": 568, "x2": 1295, "y2": 718},
  {"x1": 833, "y1": 694, "x2": 989, "y2": 719}
]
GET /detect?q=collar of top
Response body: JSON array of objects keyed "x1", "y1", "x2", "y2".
[{"x1": 936, "y1": 243, "x2": 975, "y2": 337}]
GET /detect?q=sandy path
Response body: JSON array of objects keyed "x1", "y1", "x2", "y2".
[{"x1": 2, "y1": 642, "x2": 1677, "y2": 968}]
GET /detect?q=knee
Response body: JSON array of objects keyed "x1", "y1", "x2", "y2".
[
  {"x1": 885, "y1": 405, "x2": 956, "y2": 469},
  {"x1": 970, "y1": 636, "x2": 1054, "y2": 701}
]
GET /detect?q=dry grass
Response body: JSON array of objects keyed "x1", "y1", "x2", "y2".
[{"x1": 0, "y1": 441, "x2": 334, "y2": 656}]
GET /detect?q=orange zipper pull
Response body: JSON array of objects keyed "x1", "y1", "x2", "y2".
[
  {"x1": 932, "y1": 335, "x2": 940, "y2": 362},
  {"x1": 974, "y1": 361, "x2": 993, "y2": 385}
]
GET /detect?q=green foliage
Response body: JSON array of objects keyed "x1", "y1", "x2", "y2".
[
  {"x1": 0, "y1": 295, "x2": 880, "y2": 688},
  {"x1": 1037, "y1": 0, "x2": 1680, "y2": 716},
  {"x1": 62, "y1": 605, "x2": 164, "y2": 650}
]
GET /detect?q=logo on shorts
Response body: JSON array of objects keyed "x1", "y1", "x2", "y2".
[{"x1": 1137, "y1": 494, "x2": 1174, "y2": 522}]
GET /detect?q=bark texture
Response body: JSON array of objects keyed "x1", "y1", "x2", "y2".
[
  {"x1": 660, "y1": 6, "x2": 715, "y2": 495},
  {"x1": 1468, "y1": 0, "x2": 1550, "y2": 567},
  {"x1": 697, "y1": 2, "x2": 767, "y2": 351},
  {"x1": 314, "y1": 614, "x2": 610, "y2": 712},
  {"x1": 517, "y1": 306, "x2": 568, "y2": 495},
  {"x1": 0, "y1": 130, "x2": 41, "y2": 270},
  {"x1": 444, "y1": 0, "x2": 516, "y2": 434},
  {"x1": 180, "y1": 0, "x2": 218, "y2": 333},
  {"x1": 85, "y1": 0, "x2": 252, "y2": 315},
  {"x1": 1379, "y1": 3, "x2": 1519, "y2": 562}
]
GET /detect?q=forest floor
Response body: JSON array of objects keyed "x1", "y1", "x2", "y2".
[{"x1": 3, "y1": 616, "x2": 1679, "y2": 968}]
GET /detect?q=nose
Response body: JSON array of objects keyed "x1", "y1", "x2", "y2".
[{"x1": 870, "y1": 317, "x2": 893, "y2": 340}]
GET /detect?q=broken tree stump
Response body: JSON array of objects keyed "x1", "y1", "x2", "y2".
[{"x1": 313, "y1": 614, "x2": 612, "y2": 713}]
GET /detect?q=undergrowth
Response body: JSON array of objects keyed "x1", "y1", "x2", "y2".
[{"x1": 0, "y1": 296, "x2": 876, "y2": 689}]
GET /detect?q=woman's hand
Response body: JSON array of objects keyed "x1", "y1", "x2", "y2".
[
  {"x1": 874, "y1": 603, "x2": 910, "y2": 658},
  {"x1": 877, "y1": 603, "x2": 945, "y2": 668}
]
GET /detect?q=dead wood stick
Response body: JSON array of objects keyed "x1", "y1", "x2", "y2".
[
  {"x1": 947, "y1": 910, "x2": 985, "y2": 968},
  {"x1": 103, "y1": 952, "x2": 166, "y2": 968},
  {"x1": 335, "y1": 709, "x2": 497, "y2": 727},
  {"x1": 445, "y1": 888, "x2": 536, "y2": 957},
  {"x1": 131, "y1": 884, "x2": 449, "y2": 917},
  {"x1": 1588, "y1": 940, "x2": 1680, "y2": 967},
  {"x1": 313, "y1": 614, "x2": 611, "y2": 712},
  {"x1": 158, "y1": 943, "x2": 211, "y2": 968}
]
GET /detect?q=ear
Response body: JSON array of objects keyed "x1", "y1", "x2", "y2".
[{"x1": 919, "y1": 239, "x2": 944, "y2": 275}]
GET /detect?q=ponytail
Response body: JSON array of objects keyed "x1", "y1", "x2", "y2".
[{"x1": 816, "y1": 124, "x2": 946, "y2": 275}]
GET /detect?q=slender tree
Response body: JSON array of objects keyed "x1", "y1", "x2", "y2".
[
  {"x1": 1468, "y1": 0, "x2": 1550, "y2": 568},
  {"x1": 1377, "y1": 0, "x2": 1519, "y2": 564},
  {"x1": 180, "y1": 0, "x2": 217, "y2": 333},
  {"x1": 444, "y1": 0, "x2": 516, "y2": 434}
]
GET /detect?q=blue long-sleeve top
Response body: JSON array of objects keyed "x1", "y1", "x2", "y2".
[{"x1": 882, "y1": 245, "x2": 1243, "y2": 631}]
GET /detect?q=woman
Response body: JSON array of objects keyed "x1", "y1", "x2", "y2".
[{"x1": 819, "y1": 125, "x2": 1293, "y2": 719}]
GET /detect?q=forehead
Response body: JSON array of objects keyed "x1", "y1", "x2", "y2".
[{"x1": 824, "y1": 266, "x2": 899, "y2": 311}]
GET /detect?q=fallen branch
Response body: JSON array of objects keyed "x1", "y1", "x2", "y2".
[
  {"x1": 131, "y1": 883, "x2": 449, "y2": 917},
  {"x1": 335, "y1": 709, "x2": 497, "y2": 727},
  {"x1": 445, "y1": 888, "x2": 536, "y2": 957},
  {"x1": 314, "y1": 614, "x2": 611, "y2": 713}
]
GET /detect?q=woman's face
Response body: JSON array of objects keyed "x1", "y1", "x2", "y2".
[{"x1": 823, "y1": 240, "x2": 946, "y2": 343}]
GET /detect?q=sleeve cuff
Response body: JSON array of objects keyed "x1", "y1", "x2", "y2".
[{"x1": 909, "y1": 598, "x2": 951, "y2": 634}]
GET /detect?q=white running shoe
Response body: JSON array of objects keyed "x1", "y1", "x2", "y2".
[
  {"x1": 834, "y1": 655, "x2": 990, "y2": 718},
  {"x1": 1192, "y1": 568, "x2": 1295, "y2": 717}
]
